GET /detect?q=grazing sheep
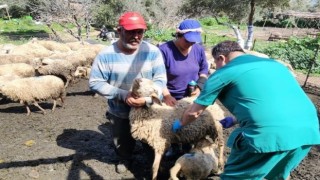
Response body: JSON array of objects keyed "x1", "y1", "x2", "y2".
[
  {"x1": 0, "y1": 63, "x2": 35, "y2": 77},
  {"x1": 48, "y1": 51, "x2": 88, "y2": 67},
  {"x1": 74, "y1": 66, "x2": 91, "y2": 79},
  {"x1": 0, "y1": 75, "x2": 20, "y2": 88},
  {"x1": 34, "y1": 40, "x2": 71, "y2": 52},
  {"x1": 170, "y1": 137, "x2": 219, "y2": 180},
  {"x1": 0, "y1": 75, "x2": 65, "y2": 116},
  {"x1": 75, "y1": 44, "x2": 105, "y2": 65},
  {"x1": 129, "y1": 78, "x2": 225, "y2": 180},
  {"x1": 36, "y1": 58, "x2": 75, "y2": 88},
  {"x1": 0, "y1": 54, "x2": 41, "y2": 67},
  {"x1": 65, "y1": 41, "x2": 91, "y2": 50},
  {"x1": 10, "y1": 41, "x2": 53, "y2": 58},
  {"x1": 0, "y1": 43, "x2": 16, "y2": 54}
]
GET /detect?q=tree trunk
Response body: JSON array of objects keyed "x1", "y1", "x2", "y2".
[
  {"x1": 245, "y1": 0, "x2": 255, "y2": 50},
  {"x1": 214, "y1": 16, "x2": 244, "y2": 48},
  {"x1": 46, "y1": 23, "x2": 61, "y2": 41},
  {"x1": 303, "y1": 44, "x2": 319, "y2": 87}
]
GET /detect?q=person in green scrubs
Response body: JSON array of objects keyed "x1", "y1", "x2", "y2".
[{"x1": 172, "y1": 40, "x2": 320, "y2": 179}]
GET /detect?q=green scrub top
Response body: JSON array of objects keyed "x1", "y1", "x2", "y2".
[{"x1": 195, "y1": 54, "x2": 320, "y2": 153}]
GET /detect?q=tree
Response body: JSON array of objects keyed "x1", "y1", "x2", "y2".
[
  {"x1": 93, "y1": 0, "x2": 184, "y2": 29},
  {"x1": 180, "y1": 0, "x2": 290, "y2": 49},
  {"x1": 27, "y1": 0, "x2": 98, "y2": 42}
]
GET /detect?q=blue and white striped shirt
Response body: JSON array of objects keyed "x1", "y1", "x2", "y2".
[{"x1": 89, "y1": 41, "x2": 167, "y2": 119}]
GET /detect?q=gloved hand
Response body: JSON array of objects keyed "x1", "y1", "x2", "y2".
[
  {"x1": 220, "y1": 116, "x2": 235, "y2": 128},
  {"x1": 172, "y1": 119, "x2": 183, "y2": 133}
]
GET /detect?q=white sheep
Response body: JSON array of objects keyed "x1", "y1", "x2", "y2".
[
  {"x1": 48, "y1": 51, "x2": 88, "y2": 67},
  {"x1": 35, "y1": 58, "x2": 75, "y2": 88},
  {"x1": 74, "y1": 66, "x2": 91, "y2": 79},
  {"x1": 65, "y1": 41, "x2": 91, "y2": 50},
  {"x1": 0, "y1": 75, "x2": 20, "y2": 88},
  {"x1": 0, "y1": 54, "x2": 41, "y2": 67},
  {"x1": 170, "y1": 136, "x2": 219, "y2": 180},
  {"x1": 34, "y1": 40, "x2": 71, "y2": 53},
  {"x1": 10, "y1": 41, "x2": 53, "y2": 58},
  {"x1": 0, "y1": 75, "x2": 66, "y2": 116},
  {"x1": 0, "y1": 43, "x2": 16, "y2": 54},
  {"x1": 129, "y1": 78, "x2": 225, "y2": 180},
  {"x1": 0, "y1": 63, "x2": 35, "y2": 77}
]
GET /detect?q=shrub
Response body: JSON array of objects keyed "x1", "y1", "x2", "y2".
[{"x1": 259, "y1": 37, "x2": 320, "y2": 74}]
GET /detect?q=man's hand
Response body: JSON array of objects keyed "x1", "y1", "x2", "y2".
[
  {"x1": 172, "y1": 119, "x2": 182, "y2": 133},
  {"x1": 125, "y1": 92, "x2": 146, "y2": 107},
  {"x1": 220, "y1": 116, "x2": 235, "y2": 128}
]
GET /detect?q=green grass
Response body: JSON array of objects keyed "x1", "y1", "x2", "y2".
[{"x1": 0, "y1": 16, "x2": 51, "y2": 44}]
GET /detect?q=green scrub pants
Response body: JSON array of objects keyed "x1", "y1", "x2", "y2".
[{"x1": 221, "y1": 142, "x2": 312, "y2": 180}]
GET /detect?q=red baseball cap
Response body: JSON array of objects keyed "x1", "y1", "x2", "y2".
[{"x1": 119, "y1": 12, "x2": 147, "y2": 30}]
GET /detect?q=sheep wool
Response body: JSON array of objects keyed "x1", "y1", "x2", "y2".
[
  {"x1": 36, "y1": 59, "x2": 75, "y2": 87},
  {"x1": 65, "y1": 41, "x2": 91, "y2": 51},
  {"x1": 1, "y1": 75, "x2": 65, "y2": 116},
  {"x1": 35, "y1": 40, "x2": 71, "y2": 53},
  {"x1": 0, "y1": 63, "x2": 35, "y2": 77},
  {"x1": 170, "y1": 137, "x2": 219, "y2": 180},
  {"x1": 11, "y1": 42, "x2": 53, "y2": 58},
  {"x1": 129, "y1": 78, "x2": 225, "y2": 180},
  {"x1": 0, "y1": 54, "x2": 40, "y2": 67},
  {"x1": 49, "y1": 51, "x2": 88, "y2": 67}
]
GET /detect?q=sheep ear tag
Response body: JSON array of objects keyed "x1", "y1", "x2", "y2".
[{"x1": 151, "y1": 93, "x2": 162, "y2": 106}]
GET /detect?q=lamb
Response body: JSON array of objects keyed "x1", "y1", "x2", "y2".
[
  {"x1": 0, "y1": 75, "x2": 65, "y2": 116},
  {"x1": 170, "y1": 136, "x2": 219, "y2": 180},
  {"x1": 0, "y1": 63, "x2": 35, "y2": 77},
  {"x1": 129, "y1": 78, "x2": 225, "y2": 180}
]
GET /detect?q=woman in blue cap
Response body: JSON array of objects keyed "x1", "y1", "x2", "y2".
[{"x1": 158, "y1": 19, "x2": 209, "y2": 157}]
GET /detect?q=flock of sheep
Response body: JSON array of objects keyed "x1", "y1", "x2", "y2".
[
  {"x1": 0, "y1": 39, "x2": 228, "y2": 179},
  {"x1": 0, "y1": 39, "x2": 297, "y2": 179},
  {"x1": 0, "y1": 39, "x2": 103, "y2": 115}
]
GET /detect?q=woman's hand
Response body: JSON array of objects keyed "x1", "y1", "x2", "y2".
[
  {"x1": 163, "y1": 94, "x2": 177, "y2": 106},
  {"x1": 190, "y1": 87, "x2": 200, "y2": 97}
]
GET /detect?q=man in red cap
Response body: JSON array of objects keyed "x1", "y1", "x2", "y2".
[{"x1": 89, "y1": 12, "x2": 167, "y2": 174}]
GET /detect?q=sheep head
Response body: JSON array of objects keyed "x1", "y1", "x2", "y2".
[
  {"x1": 192, "y1": 136, "x2": 216, "y2": 154},
  {"x1": 131, "y1": 78, "x2": 162, "y2": 105}
]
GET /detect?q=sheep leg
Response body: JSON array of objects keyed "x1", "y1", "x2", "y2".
[
  {"x1": 24, "y1": 102, "x2": 31, "y2": 116},
  {"x1": 33, "y1": 102, "x2": 46, "y2": 115},
  {"x1": 51, "y1": 99, "x2": 57, "y2": 112},
  {"x1": 64, "y1": 78, "x2": 71, "y2": 88},
  {"x1": 216, "y1": 122, "x2": 225, "y2": 173},
  {"x1": 152, "y1": 152, "x2": 162, "y2": 180},
  {"x1": 170, "y1": 162, "x2": 181, "y2": 180}
]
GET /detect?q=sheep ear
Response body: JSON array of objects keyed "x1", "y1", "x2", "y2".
[{"x1": 151, "y1": 93, "x2": 162, "y2": 106}]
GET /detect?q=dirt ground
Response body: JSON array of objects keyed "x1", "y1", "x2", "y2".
[
  {"x1": 0, "y1": 71, "x2": 319, "y2": 180},
  {"x1": 0, "y1": 27, "x2": 320, "y2": 180}
]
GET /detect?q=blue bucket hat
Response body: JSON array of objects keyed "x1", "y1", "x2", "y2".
[{"x1": 177, "y1": 19, "x2": 203, "y2": 43}]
